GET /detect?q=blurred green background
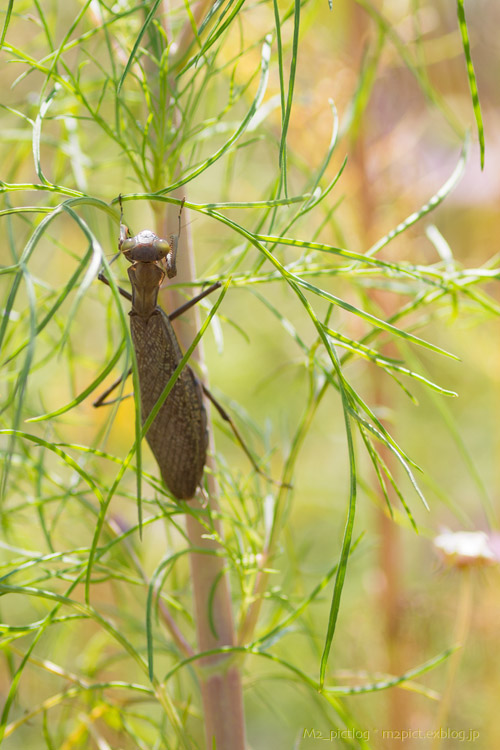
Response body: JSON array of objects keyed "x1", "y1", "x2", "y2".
[{"x1": 0, "y1": 1, "x2": 499, "y2": 748}]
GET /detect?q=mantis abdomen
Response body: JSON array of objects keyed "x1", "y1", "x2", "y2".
[{"x1": 130, "y1": 308, "x2": 208, "y2": 500}]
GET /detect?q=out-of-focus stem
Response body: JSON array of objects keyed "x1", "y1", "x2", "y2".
[
  {"x1": 169, "y1": 0, "x2": 214, "y2": 64},
  {"x1": 238, "y1": 387, "x2": 320, "y2": 645},
  {"x1": 109, "y1": 516, "x2": 195, "y2": 658},
  {"x1": 432, "y1": 570, "x2": 472, "y2": 750},
  {"x1": 350, "y1": 2, "x2": 409, "y2": 736}
]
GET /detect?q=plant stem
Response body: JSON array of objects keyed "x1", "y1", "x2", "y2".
[
  {"x1": 145, "y1": 1, "x2": 247, "y2": 742},
  {"x1": 157, "y1": 199, "x2": 245, "y2": 749},
  {"x1": 432, "y1": 569, "x2": 472, "y2": 750}
]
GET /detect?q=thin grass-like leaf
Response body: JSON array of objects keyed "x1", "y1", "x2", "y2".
[
  {"x1": 118, "y1": 1, "x2": 164, "y2": 94},
  {"x1": 349, "y1": 409, "x2": 429, "y2": 512},
  {"x1": 325, "y1": 327, "x2": 402, "y2": 365},
  {"x1": 251, "y1": 536, "x2": 364, "y2": 649},
  {"x1": 278, "y1": 0, "x2": 300, "y2": 196},
  {"x1": 0, "y1": 271, "x2": 22, "y2": 357},
  {"x1": 273, "y1": 0, "x2": 286, "y2": 173},
  {"x1": 324, "y1": 647, "x2": 455, "y2": 695},
  {"x1": 319, "y1": 384, "x2": 356, "y2": 686},
  {"x1": 155, "y1": 35, "x2": 271, "y2": 195},
  {"x1": 360, "y1": 427, "x2": 418, "y2": 531},
  {"x1": 146, "y1": 550, "x2": 189, "y2": 681},
  {"x1": 0, "y1": 180, "x2": 83, "y2": 198},
  {"x1": 33, "y1": 0, "x2": 54, "y2": 51},
  {"x1": 185, "y1": 206, "x2": 459, "y2": 359},
  {"x1": 256, "y1": 231, "x2": 445, "y2": 287},
  {"x1": 2, "y1": 245, "x2": 95, "y2": 366},
  {"x1": 456, "y1": 0, "x2": 484, "y2": 169},
  {"x1": 0, "y1": 430, "x2": 105, "y2": 506},
  {"x1": 361, "y1": 430, "x2": 394, "y2": 516},
  {"x1": 1, "y1": 266, "x2": 36, "y2": 503},
  {"x1": 366, "y1": 137, "x2": 469, "y2": 258},
  {"x1": 26, "y1": 342, "x2": 126, "y2": 422},
  {"x1": 32, "y1": 88, "x2": 58, "y2": 186},
  {"x1": 315, "y1": 288, "x2": 457, "y2": 360},
  {"x1": 189, "y1": 0, "x2": 247, "y2": 69},
  {"x1": 197, "y1": 0, "x2": 226, "y2": 36},
  {"x1": 0, "y1": 0, "x2": 13, "y2": 47},
  {"x1": 327, "y1": 327, "x2": 457, "y2": 396},
  {"x1": 266, "y1": 279, "x2": 358, "y2": 688}
]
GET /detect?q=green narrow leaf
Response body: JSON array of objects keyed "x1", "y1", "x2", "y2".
[
  {"x1": 0, "y1": 431, "x2": 105, "y2": 506},
  {"x1": 275, "y1": 281, "x2": 357, "y2": 688},
  {"x1": 198, "y1": 0, "x2": 226, "y2": 35},
  {"x1": 256, "y1": 230, "x2": 444, "y2": 287},
  {"x1": 146, "y1": 549, "x2": 188, "y2": 681},
  {"x1": 366, "y1": 137, "x2": 469, "y2": 257},
  {"x1": 33, "y1": 0, "x2": 54, "y2": 51},
  {"x1": 350, "y1": 409, "x2": 429, "y2": 512},
  {"x1": 1, "y1": 267, "x2": 36, "y2": 505},
  {"x1": 252, "y1": 536, "x2": 364, "y2": 650},
  {"x1": 3, "y1": 243, "x2": 95, "y2": 366},
  {"x1": 325, "y1": 647, "x2": 456, "y2": 695},
  {"x1": 156, "y1": 35, "x2": 271, "y2": 195},
  {"x1": 273, "y1": 0, "x2": 286, "y2": 164},
  {"x1": 190, "y1": 0, "x2": 247, "y2": 67},
  {"x1": 319, "y1": 398, "x2": 355, "y2": 688},
  {"x1": 0, "y1": 0, "x2": 13, "y2": 47},
  {"x1": 456, "y1": 0, "x2": 484, "y2": 169},
  {"x1": 0, "y1": 271, "x2": 22, "y2": 356},
  {"x1": 117, "y1": 0, "x2": 163, "y2": 94},
  {"x1": 26, "y1": 341, "x2": 126, "y2": 422},
  {"x1": 32, "y1": 88, "x2": 59, "y2": 186},
  {"x1": 317, "y1": 293, "x2": 458, "y2": 360},
  {"x1": 278, "y1": 0, "x2": 300, "y2": 196},
  {"x1": 360, "y1": 427, "x2": 418, "y2": 531},
  {"x1": 182, "y1": 0, "x2": 203, "y2": 52},
  {"x1": 194, "y1": 207, "x2": 459, "y2": 361}
]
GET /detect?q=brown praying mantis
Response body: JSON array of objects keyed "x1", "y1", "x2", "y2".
[{"x1": 96, "y1": 198, "x2": 286, "y2": 500}]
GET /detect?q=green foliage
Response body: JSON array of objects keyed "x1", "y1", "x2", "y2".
[{"x1": 0, "y1": 0, "x2": 494, "y2": 747}]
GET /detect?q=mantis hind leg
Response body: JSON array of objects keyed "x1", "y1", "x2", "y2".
[
  {"x1": 93, "y1": 368, "x2": 133, "y2": 407},
  {"x1": 201, "y1": 385, "x2": 292, "y2": 490}
]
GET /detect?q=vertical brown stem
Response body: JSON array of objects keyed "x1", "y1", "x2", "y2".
[
  {"x1": 350, "y1": 3, "x2": 409, "y2": 737},
  {"x1": 139, "y1": 2, "x2": 246, "y2": 746},
  {"x1": 432, "y1": 570, "x2": 472, "y2": 750},
  {"x1": 92, "y1": 0, "x2": 246, "y2": 743},
  {"x1": 159, "y1": 202, "x2": 246, "y2": 749}
]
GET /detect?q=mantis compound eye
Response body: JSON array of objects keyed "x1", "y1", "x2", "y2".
[
  {"x1": 120, "y1": 238, "x2": 136, "y2": 253},
  {"x1": 153, "y1": 238, "x2": 172, "y2": 259}
]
